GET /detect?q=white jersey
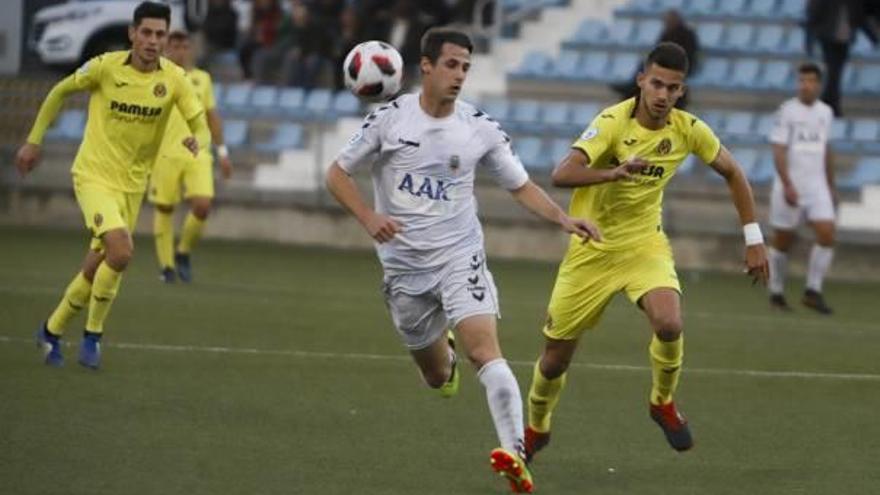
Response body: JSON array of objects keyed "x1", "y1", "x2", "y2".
[
  {"x1": 768, "y1": 98, "x2": 833, "y2": 196},
  {"x1": 335, "y1": 93, "x2": 529, "y2": 275}
]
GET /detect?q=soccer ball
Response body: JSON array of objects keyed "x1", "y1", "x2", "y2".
[{"x1": 343, "y1": 41, "x2": 404, "y2": 101}]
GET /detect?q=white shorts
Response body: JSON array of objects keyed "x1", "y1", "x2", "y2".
[
  {"x1": 769, "y1": 185, "x2": 836, "y2": 230},
  {"x1": 382, "y1": 250, "x2": 500, "y2": 350}
]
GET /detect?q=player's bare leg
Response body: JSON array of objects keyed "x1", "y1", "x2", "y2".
[
  {"x1": 455, "y1": 315, "x2": 531, "y2": 493},
  {"x1": 803, "y1": 221, "x2": 835, "y2": 314},
  {"x1": 175, "y1": 196, "x2": 211, "y2": 282},
  {"x1": 409, "y1": 333, "x2": 456, "y2": 391},
  {"x1": 769, "y1": 229, "x2": 796, "y2": 310},
  {"x1": 525, "y1": 337, "x2": 577, "y2": 462},
  {"x1": 154, "y1": 203, "x2": 176, "y2": 283},
  {"x1": 640, "y1": 288, "x2": 692, "y2": 451}
]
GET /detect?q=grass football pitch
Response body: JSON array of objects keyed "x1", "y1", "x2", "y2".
[{"x1": 1, "y1": 226, "x2": 878, "y2": 494}]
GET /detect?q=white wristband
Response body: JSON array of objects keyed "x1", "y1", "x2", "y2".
[
  {"x1": 216, "y1": 144, "x2": 229, "y2": 158},
  {"x1": 743, "y1": 222, "x2": 764, "y2": 246}
]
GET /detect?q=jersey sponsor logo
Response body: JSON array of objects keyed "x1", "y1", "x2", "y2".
[
  {"x1": 110, "y1": 100, "x2": 163, "y2": 117},
  {"x1": 397, "y1": 173, "x2": 453, "y2": 201},
  {"x1": 153, "y1": 82, "x2": 167, "y2": 98},
  {"x1": 580, "y1": 127, "x2": 598, "y2": 141},
  {"x1": 639, "y1": 164, "x2": 665, "y2": 178},
  {"x1": 656, "y1": 138, "x2": 672, "y2": 155}
]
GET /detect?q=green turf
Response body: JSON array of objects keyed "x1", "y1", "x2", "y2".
[{"x1": 1, "y1": 226, "x2": 878, "y2": 494}]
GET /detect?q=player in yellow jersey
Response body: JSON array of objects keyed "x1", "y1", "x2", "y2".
[
  {"x1": 524, "y1": 43, "x2": 770, "y2": 458},
  {"x1": 14, "y1": 1, "x2": 206, "y2": 369},
  {"x1": 149, "y1": 30, "x2": 233, "y2": 283}
]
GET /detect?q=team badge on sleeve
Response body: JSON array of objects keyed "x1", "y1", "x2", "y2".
[
  {"x1": 580, "y1": 127, "x2": 598, "y2": 141},
  {"x1": 153, "y1": 83, "x2": 167, "y2": 98}
]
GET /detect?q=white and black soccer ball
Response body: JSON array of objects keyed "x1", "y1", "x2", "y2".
[{"x1": 343, "y1": 41, "x2": 404, "y2": 101}]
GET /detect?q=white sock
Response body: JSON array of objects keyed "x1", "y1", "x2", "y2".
[
  {"x1": 768, "y1": 247, "x2": 788, "y2": 295},
  {"x1": 477, "y1": 358, "x2": 524, "y2": 456},
  {"x1": 807, "y1": 245, "x2": 834, "y2": 292}
]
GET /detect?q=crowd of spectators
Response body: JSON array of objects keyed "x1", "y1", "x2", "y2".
[{"x1": 200, "y1": 0, "x2": 477, "y2": 90}]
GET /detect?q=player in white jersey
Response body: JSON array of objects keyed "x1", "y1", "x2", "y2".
[
  {"x1": 325, "y1": 28, "x2": 599, "y2": 493},
  {"x1": 767, "y1": 62, "x2": 837, "y2": 314}
]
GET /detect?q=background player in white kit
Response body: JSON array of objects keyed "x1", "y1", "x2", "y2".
[
  {"x1": 767, "y1": 62, "x2": 837, "y2": 314},
  {"x1": 325, "y1": 28, "x2": 599, "y2": 493}
]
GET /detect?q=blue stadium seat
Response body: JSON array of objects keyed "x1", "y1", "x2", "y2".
[
  {"x1": 223, "y1": 119, "x2": 248, "y2": 149},
  {"x1": 278, "y1": 87, "x2": 305, "y2": 117},
  {"x1": 212, "y1": 82, "x2": 224, "y2": 104},
  {"x1": 697, "y1": 23, "x2": 725, "y2": 50},
  {"x1": 747, "y1": 0, "x2": 777, "y2": 19},
  {"x1": 852, "y1": 32, "x2": 878, "y2": 59},
  {"x1": 731, "y1": 148, "x2": 759, "y2": 177},
  {"x1": 254, "y1": 123, "x2": 304, "y2": 153},
  {"x1": 607, "y1": 18, "x2": 636, "y2": 46},
  {"x1": 780, "y1": 27, "x2": 806, "y2": 55},
  {"x1": 45, "y1": 109, "x2": 85, "y2": 141},
  {"x1": 570, "y1": 19, "x2": 606, "y2": 45},
  {"x1": 578, "y1": 51, "x2": 610, "y2": 80},
  {"x1": 723, "y1": 111, "x2": 754, "y2": 139},
  {"x1": 729, "y1": 58, "x2": 761, "y2": 88},
  {"x1": 633, "y1": 19, "x2": 663, "y2": 47},
  {"x1": 512, "y1": 51, "x2": 553, "y2": 78},
  {"x1": 333, "y1": 91, "x2": 361, "y2": 116},
  {"x1": 838, "y1": 156, "x2": 880, "y2": 190},
  {"x1": 699, "y1": 110, "x2": 725, "y2": 131},
  {"x1": 830, "y1": 119, "x2": 857, "y2": 153},
  {"x1": 514, "y1": 137, "x2": 546, "y2": 171},
  {"x1": 724, "y1": 24, "x2": 755, "y2": 52},
  {"x1": 511, "y1": 100, "x2": 542, "y2": 127},
  {"x1": 755, "y1": 25, "x2": 785, "y2": 54},
  {"x1": 541, "y1": 102, "x2": 571, "y2": 133},
  {"x1": 549, "y1": 138, "x2": 573, "y2": 165},
  {"x1": 851, "y1": 118, "x2": 879, "y2": 142},
  {"x1": 609, "y1": 53, "x2": 640, "y2": 82},
  {"x1": 304, "y1": 89, "x2": 333, "y2": 119},
  {"x1": 626, "y1": 0, "x2": 656, "y2": 13},
  {"x1": 571, "y1": 102, "x2": 600, "y2": 127},
  {"x1": 749, "y1": 152, "x2": 776, "y2": 185},
  {"x1": 689, "y1": 0, "x2": 717, "y2": 16},
  {"x1": 222, "y1": 83, "x2": 252, "y2": 113},
  {"x1": 481, "y1": 98, "x2": 510, "y2": 122},
  {"x1": 250, "y1": 85, "x2": 278, "y2": 115},
  {"x1": 853, "y1": 65, "x2": 880, "y2": 94},
  {"x1": 759, "y1": 61, "x2": 791, "y2": 90},
  {"x1": 779, "y1": 0, "x2": 804, "y2": 20},
  {"x1": 719, "y1": 0, "x2": 747, "y2": 17},
  {"x1": 755, "y1": 114, "x2": 775, "y2": 142},
  {"x1": 554, "y1": 51, "x2": 583, "y2": 80},
  {"x1": 658, "y1": 0, "x2": 685, "y2": 10},
  {"x1": 678, "y1": 154, "x2": 698, "y2": 176},
  {"x1": 691, "y1": 58, "x2": 729, "y2": 86}
]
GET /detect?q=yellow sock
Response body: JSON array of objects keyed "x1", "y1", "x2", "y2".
[
  {"x1": 649, "y1": 334, "x2": 684, "y2": 406},
  {"x1": 46, "y1": 272, "x2": 92, "y2": 335},
  {"x1": 153, "y1": 208, "x2": 175, "y2": 269},
  {"x1": 177, "y1": 212, "x2": 205, "y2": 254},
  {"x1": 85, "y1": 262, "x2": 123, "y2": 333},
  {"x1": 527, "y1": 360, "x2": 567, "y2": 433}
]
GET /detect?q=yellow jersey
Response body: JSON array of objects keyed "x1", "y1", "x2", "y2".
[
  {"x1": 31, "y1": 51, "x2": 204, "y2": 193},
  {"x1": 160, "y1": 67, "x2": 214, "y2": 160},
  {"x1": 569, "y1": 97, "x2": 721, "y2": 251}
]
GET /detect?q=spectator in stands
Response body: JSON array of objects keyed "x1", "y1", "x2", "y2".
[
  {"x1": 239, "y1": 0, "x2": 283, "y2": 80},
  {"x1": 332, "y1": 6, "x2": 363, "y2": 90},
  {"x1": 806, "y1": 0, "x2": 879, "y2": 116},
  {"x1": 200, "y1": 0, "x2": 239, "y2": 67},
  {"x1": 385, "y1": 0, "x2": 431, "y2": 83},
  {"x1": 252, "y1": 0, "x2": 332, "y2": 88},
  {"x1": 611, "y1": 9, "x2": 700, "y2": 109}
]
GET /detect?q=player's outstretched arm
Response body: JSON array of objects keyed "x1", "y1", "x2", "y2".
[
  {"x1": 325, "y1": 162, "x2": 401, "y2": 243},
  {"x1": 509, "y1": 179, "x2": 601, "y2": 242},
  {"x1": 551, "y1": 149, "x2": 649, "y2": 188},
  {"x1": 206, "y1": 108, "x2": 233, "y2": 179},
  {"x1": 708, "y1": 145, "x2": 770, "y2": 285},
  {"x1": 16, "y1": 75, "x2": 82, "y2": 176}
]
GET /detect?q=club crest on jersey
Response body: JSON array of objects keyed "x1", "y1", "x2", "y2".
[
  {"x1": 154, "y1": 82, "x2": 167, "y2": 98},
  {"x1": 656, "y1": 138, "x2": 672, "y2": 155},
  {"x1": 581, "y1": 127, "x2": 598, "y2": 141},
  {"x1": 397, "y1": 173, "x2": 452, "y2": 201},
  {"x1": 449, "y1": 155, "x2": 460, "y2": 171}
]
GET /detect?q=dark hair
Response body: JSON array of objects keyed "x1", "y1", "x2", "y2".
[
  {"x1": 133, "y1": 1, "x2": 171, "y2": 27},
  {"x1": 644, "y1": 41, "x2": 689, "y2": 75},
  {"x1": 798, "y1": 61, "x2": 823, "y2": 80},
  {"x1": 420, "y1": 27, "x2": 473, "y2": 64},
  {"x1": 168, "y1": 30, "x2": 190, "y2": 43}
]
